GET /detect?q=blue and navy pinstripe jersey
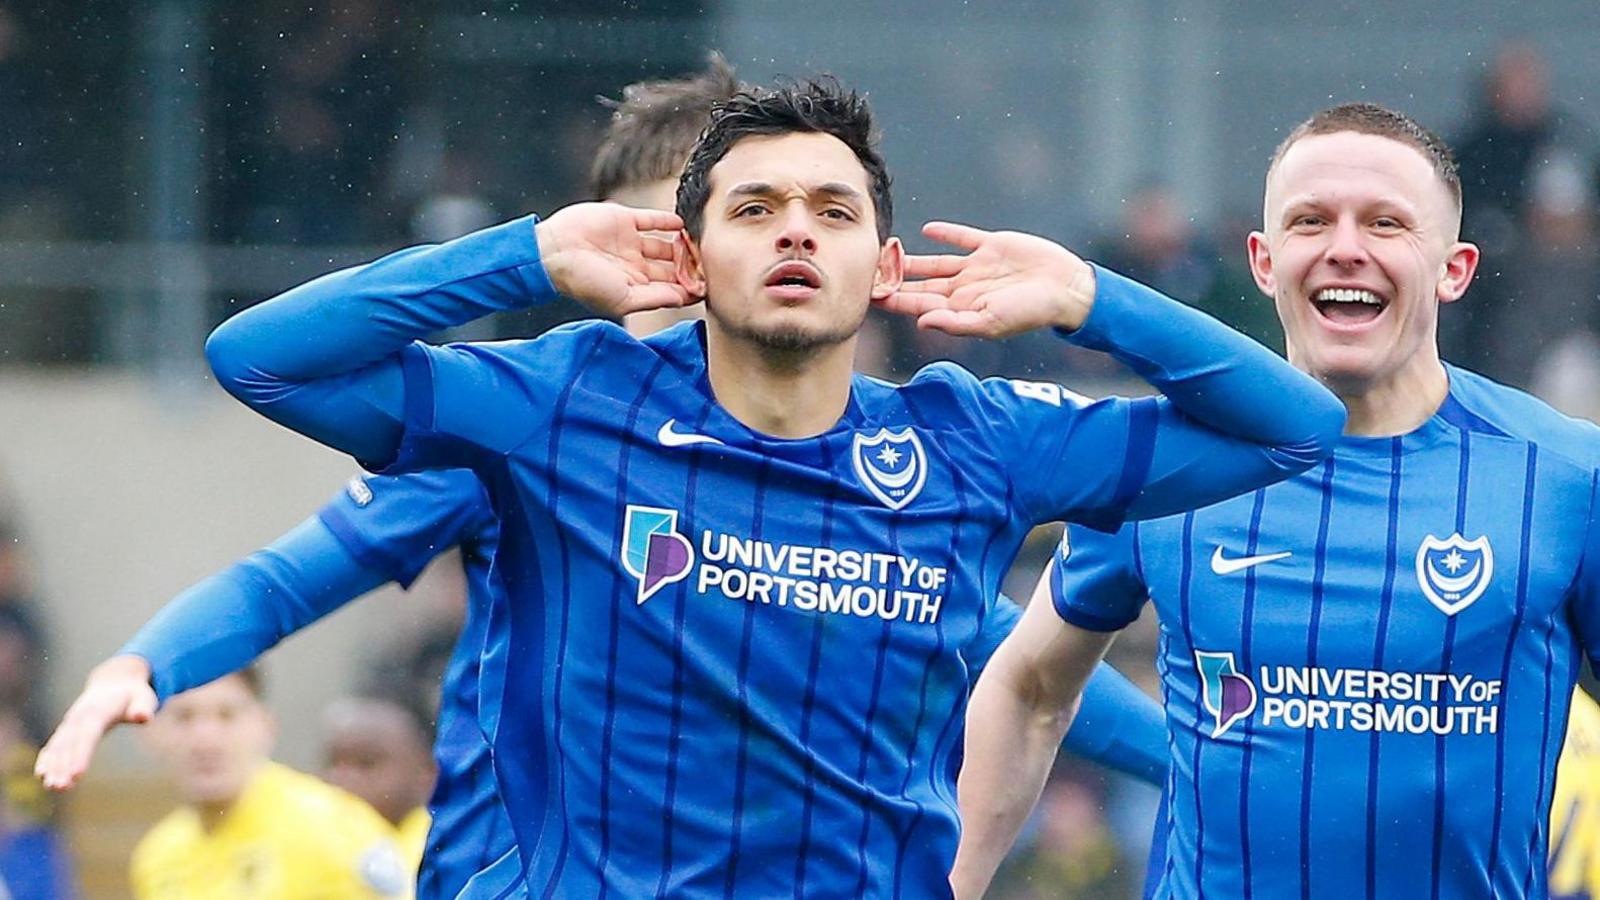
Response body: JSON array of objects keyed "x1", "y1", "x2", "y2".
[
  {"x1": 209, "y1": 213, "x2": 1341, "y2": 897},
  {"x1": 379, "y1": 326, "x2": 1323, "y2": 896},
  {"x1": 317, "y1": 470, "x2": 515, "y2": 899},
  {"x1": 1055, "y1": 365, "x2": 1600, "y2": 900}
]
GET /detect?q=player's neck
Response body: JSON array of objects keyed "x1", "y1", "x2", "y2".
[
  {"x1": 704, "y1": 326, "x2": 857, "y2": 438},
  {"x1": 1332, "y1": 355, "x2": 1449, "y2": 437},
  {"x1": 194, "y1": 798, "x2": 235, "y2": 832}
]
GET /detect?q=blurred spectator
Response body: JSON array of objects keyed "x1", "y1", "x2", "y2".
[
  {"x1": 321, "y1": 690, "x2": 436, "y2": 868},
  {"x1": 214, "y1": 2, "x2": 408, "y2": 243},
  {"x1": 1478, "y1": 151, "x2": 1600, "y2": 393},
  {"x1": 0, "y1": 515, "x2": 51, "y2": 747},
  {"x1": 1094, "y1": 185, "x2": 1274, "y2": 348},
  {"x1": 989, "y1": 767, "x2": 1135, "y2": 900},
  {"x1": 131, "y1": 668, "x2": 408, "y2": 898},
  {"x1": 0, "y1": 708, "x2": 75, "y2": 899},
  {"x1": 1447, "y1": 41, "x2": 1598, "y2": 371}
]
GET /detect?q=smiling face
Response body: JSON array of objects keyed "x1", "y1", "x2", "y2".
[
  {"x1": 1248, "y1": 131, "x2": 1479, "y2": 395},
  {"x1": 678, "y1": 131, "x2": 902, "y2": 356}
]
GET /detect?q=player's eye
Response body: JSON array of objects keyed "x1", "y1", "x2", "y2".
[
  {"x1": 1292, "y1": 214, "x2": 1325, "y2": 228},
  {"x1": 733, "y1": 203, "x2": 770, "y2": 218},
  {"x1": 1371, "y1": 216, "x2": 1403, "y2": 230},
  {"x1": 820, "y1": 207, "x2": 855, "y2": 221}
]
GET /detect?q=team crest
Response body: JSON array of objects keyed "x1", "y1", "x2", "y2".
[
  {"x1": 851, "y1": 427, "x2": 928, "y2": 510},
  {"x1": 1194, "y1": 650, "x2": 1257, "y2": 738},
  {"x1": 621, "y1": 505, "x2": 694, "y2": 605},
  {"x1": 1414, "y1": 532, "x2": 1494, "y2": 616}
]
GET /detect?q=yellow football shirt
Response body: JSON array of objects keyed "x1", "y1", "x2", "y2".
[
  {"x1": 130, "y1": 761, "x2": 411, "y2": 899},
  {"x1": 396, "y1": 807, "x2": 430, "y2": 878},
  {"x1": 1550, "y1": 688, "x2": 1600, "y2": 897}
]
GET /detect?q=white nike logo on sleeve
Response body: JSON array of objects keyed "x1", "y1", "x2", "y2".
[
  {"x1": 657, "y1": 419, "x2": 725, "y2": 448},
  {"x1": 1210, "y1": 546, "x2": 1292, "y2": 575}
]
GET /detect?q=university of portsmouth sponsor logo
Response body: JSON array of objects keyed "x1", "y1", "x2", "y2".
[
  {"x1": 1415, "y1": 532, "x2": 1494, "y2": 616},
  {"x1": 1195, "y1": 650, "x2": 1257, "y2": 738},
  {"x1": 697, "y1": 531, "x2": 949, "y2": 624},
  {"x1": 851, "y1": 427, "x2": 928, "y2": 510},
  {"x1": 621, "y1": 505, "x2": 694, "y2": 605},
  {"x1": 1194, "y1": 651, "x2": 1506, "y2": 738}
]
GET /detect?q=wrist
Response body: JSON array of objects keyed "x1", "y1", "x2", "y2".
[
  {"x1": 1053, "y1": 258, "x2": 1098, "y2": 332},
  {"x1": 93, "y1": 654, "x2": 152, "y2": 686}
]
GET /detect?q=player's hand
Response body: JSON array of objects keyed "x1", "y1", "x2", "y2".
[
  {"x1": 35, "y1": 655, "x2": 159, "y2": 792},
  {"x1": 534, "y1": 203, "x2": 694, "y2": 318},
  {"x1": 881, "y1": 222, "x2": 1098, "y2": 337}
]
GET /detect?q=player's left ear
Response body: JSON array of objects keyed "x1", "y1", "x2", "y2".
[
  {"x1": 870, "y1": 236, "x2": 905, "y2": 301},
  {"x1": 675, "y1": 232, "x2": 708, "y2": 299},
  {"x1": 1436, "y1": 240, "x2": 1480, "y2": 305}
]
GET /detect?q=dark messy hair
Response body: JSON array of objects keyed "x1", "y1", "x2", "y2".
[
  {"x1": 1270, "y1": 102, "x2": 1462, "y2": 213},
  {"x1": 589, "y1": 52, "x2": 743, "y2": 201},
  {"x1": 676, "y1": 76, "x2": 894, "y2": 242}
]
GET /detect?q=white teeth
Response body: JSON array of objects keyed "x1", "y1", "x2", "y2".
[{"x1": 1314, "y1": 288, "x2": 1382, "y2": 306}]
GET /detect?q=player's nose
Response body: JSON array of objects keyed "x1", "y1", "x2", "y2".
[
  {"x1": 1323, "y1": 216, "x2": 1370, "y2": 269},
  {"x1": 774, "y1": 204, "x2": 818, "y2": 255}
]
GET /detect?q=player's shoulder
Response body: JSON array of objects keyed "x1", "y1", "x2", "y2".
[
  {"x1": 878, "y1": 360, "x2": 1091, "y2": 420},
  {"x1": 131, "y1": 805, "x2": 201, "y2": 872},
  {"x1": 339, "y1": 467, "x2": 489, "y2": 514},
  {"x1": 1444, "y1": 363, "x2": 1600, "y2": 471},
  {"x1": 256, "y1": 762, "x2": 384, "y2": 825},
  {"x1": 254, "y1": 764, "x2": 411, "y2": 892}
]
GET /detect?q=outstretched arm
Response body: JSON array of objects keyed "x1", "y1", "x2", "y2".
[
  {"x1": 952, "y1": 579, "x2": 1117, "y2": 899},
  {"x1": 35, "y1": 517, "x2": 385, "y2": 790},
  {"x1": 205, "y1": 205, "x2": 690, "y2": 464},
  {"x1": 884, "y1": 222, "x2": 1344, "y2": 524},
  {"x1": 970, "y1": 595, "x2": 1165, "y2": 786}
]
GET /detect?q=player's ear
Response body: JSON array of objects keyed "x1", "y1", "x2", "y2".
[
  {"x1": 870, "y1": 236, "x2": 905, "y2": 301},
  {"x1": 675, "y1": 232, "x2": 707, "y2": 299},
  {"x1": 1436, "y1": 240, "x2": 1480, "y2": 305},
  {"x1": 1246, "y1": 231, "x2": 1276, "y2": 299}
]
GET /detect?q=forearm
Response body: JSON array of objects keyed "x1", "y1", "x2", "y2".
[
  {"x1": 952, "y1": 668, "x2": 1079, "y2": 898},
  {"x1": 1065, "y1": 266, "x2": 1344, "y2": 457},
  {"x1": 205, "y1": 216, "x2": 555, "y2": 460},
  {"x1": 1062, "y1": 661, "x2": 1167, "y2": 786},
  {"x1": 120, "y1": 518, "x2": 387, "y2": 701}
]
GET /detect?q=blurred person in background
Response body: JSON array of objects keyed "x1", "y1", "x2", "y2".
[
  {"x1": 129, "y1": 666, "x2": 407, "y2": 898},
  {"x1": 1445, "y1": 41, "x2": 1597, "y2": 373},
  {"x1": 1486, "y1": 153, "x2": 1600, "y2": 405},
  {"x1": 1549, "y1": 688, "x2": 1600, "y2": 898},
  {"x1": 322, "y1": 690, "x2": 438, "y2": 871},
  {"x1": 987, "y1": 766, "x2": 1133, "y2": 900}
]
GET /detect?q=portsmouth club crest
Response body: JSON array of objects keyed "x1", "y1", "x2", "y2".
[
  {"x1": 1415, "y1": 532, "x2": 1494, "y2": 616},
  {"x1": 621, "y1": 505, "x2": 694, "y2": 605},
  {"x1": 851, "y1": 427, "x2": 928, "y2": 510}
]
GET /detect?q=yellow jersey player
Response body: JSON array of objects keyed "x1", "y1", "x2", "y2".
[
  {"x1": 130, "y1": 666, "x2": 409, "y2": 898},
  {"x1": 1552, "y1": 688, "x2": 1600, "y2": 899},
  {"x1": 320, "y1": 691, "x2": 438, "y2": 875}
]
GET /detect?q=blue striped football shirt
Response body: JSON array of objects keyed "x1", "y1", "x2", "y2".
[
  {"x1": 1055, "y1": 365, "x2": 1600, "y2": 899},
  {"x1": 206, "y1": 214, "x2": 1343, "y2": 897}
]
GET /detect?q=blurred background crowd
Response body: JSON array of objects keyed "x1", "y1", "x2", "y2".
[{"x1": 3, "y1": 1, "x2": 1600, "y2": 896}]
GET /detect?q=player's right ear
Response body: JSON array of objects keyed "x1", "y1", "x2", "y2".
[
  {"x1": 1245, "y1": 231, "x2": 1276, "y2": 299},
  {"x1": 676, "y1": 232, "x2": 708, "y2": 299}
]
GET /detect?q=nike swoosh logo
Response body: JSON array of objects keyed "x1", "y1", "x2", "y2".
[
  {"x1": 1210, "y1": 546, "x2": 1292, "y2": 575},
  {"x1": 657, "y1": 419, "x2": 725, "y2": 448}
]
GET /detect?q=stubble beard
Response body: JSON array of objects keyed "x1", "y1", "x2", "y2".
[{"x1": 707, "y1": 297, "x2": 867, "y2": 360}]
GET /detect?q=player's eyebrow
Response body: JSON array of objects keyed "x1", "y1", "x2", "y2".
[{"x1": 725, "y1": 181, "x2": 865, "y2": 204}]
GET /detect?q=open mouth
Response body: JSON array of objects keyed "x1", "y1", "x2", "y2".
[
  {"x1": 1312, "y1": 287, "x2": 1386, "y2": 325},
  {"x1": 765, "y1": 261, "x2": 822, "y2": 291}
]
